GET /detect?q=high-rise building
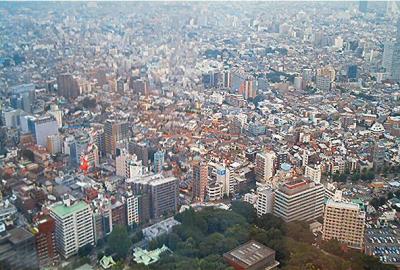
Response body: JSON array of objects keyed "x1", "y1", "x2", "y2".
[
  {"x1": 9, "y1": 83, "x2": 35, "y2": 113},
  {"x1": 28, "y1": 115, "x2": 59, "y2": 147},
  {"x1": 256, "y1": 187, "x2": 274, "y2": 217},
  {"x1": 132, "y1": 175, "x2": 179, "y2": 219},
  {"x1": 391, "y1": 20, "x2": 400, "y2": 81},
  {"x1": 192, "y1": 160, "x2": 208, "y2": 202},
  {"x1": 49, "y1": 197, "x2": 94, "y2": 259},
  {"x1": 32, "y1": 215, "x2": 59, "y2": 268},
  {"x1": 47, "y1": 134, "x2": 62, "y2": 155},
  {"x1": 322, "y1": 199, "x2": 366, "y2": 249},
  {"x1": 347, "y1": 65, "x2": 358, "y2": 80},
  {"x1": 315, "y1": 75, "x2": 331, "y2": 91},
  {"x1": 104, "y1": 119, "x2": 129, "y2": 156},
  {"x1": 255, "y1": 151, "x2": 276, "y2": 183},
  {"x1": 153, "y1": 150, "x2": 165, "y2": 173},
  {"x1": 125, "y1": 192, "x2": 140, "y2": 227},
  {"x1": 116, "y1": 149, "x2": 143, "y2": 178},
  {"x1": 57, "y1": 74, "x2": 80, "y2": 99},
  {"x1": 383, "y1": 41, "x2": 394, "y2": 75},
  {"x1": 273, "y1": 178, "x2": 325, "y2": 222},
  {"x1": 111, "y1": 200, "x2": 127, "y2": 227},
  {"x1": 48, "y1": 105, "x2": 63, "y2": 128}
]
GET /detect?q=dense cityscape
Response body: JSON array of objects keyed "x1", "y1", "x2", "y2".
[{"x1": 1, "y1": 1, "x2": 400, "y2": 270}]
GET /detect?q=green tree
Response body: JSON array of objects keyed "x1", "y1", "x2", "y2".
[
  {"x1": 107, "y1": 225, "x2": 131, "y2": 259},
  {"x1": 230, "y1": 201, "x2": 257, "y2": 223}
]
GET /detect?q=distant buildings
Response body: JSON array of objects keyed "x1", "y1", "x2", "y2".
[
  {"x1": 274, "y1": 178, "x2": 324, "y2": 222},
  {"x1": 322, "y1": 199, "x2": 366, "y2": 249},
  {"x1": 49, "y1": 197, "x2": 94, "y2": 258}
]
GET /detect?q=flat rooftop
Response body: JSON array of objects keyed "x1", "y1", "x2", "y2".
[
  {"x1": 50, "y1": 201, "x2": 88, "y2": 218},
  {"x1": 224, "y1": 240, "x2": 276, "y2": 268}
]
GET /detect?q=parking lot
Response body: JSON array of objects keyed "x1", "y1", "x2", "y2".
[{"x1": 365, "y1": 227, "x2": 400, "y2": 266}]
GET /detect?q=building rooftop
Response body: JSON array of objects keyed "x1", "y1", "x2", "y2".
[
  {"x1": 223, "y1": 240, "x2": 277, "y2": 269},
  {"x1": 50, "y1": 201, "x2": 88, "y2": 218},
  {"x1": 8, "y1": 227, "x2": 33, "y2": 245}
]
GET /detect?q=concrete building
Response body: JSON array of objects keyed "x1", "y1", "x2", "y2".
[
  {"x1": 126, "y1": 192, "x2": 140, "y2": 227},
  {"x1": 48, "y1": 104, "x2": 63, "y2": 128},
  {"x1": 32, "y1": 215, "x2": 59, "y2": 268},
  {"x1": 223, "y1": 240, "x2": 279, "y2": 270},
  {"x1": 304, "y1": 164, "x2": 322, "y2": 183},
  {"x1": 132, "y1": 174, "x2": 179, "y2": 219},
  {"x1": 47, "y1": 134, "x2": 62, "y2": 155},
  {"x1": 49, "y1": 198, "x2": 94, "y2": 258},
  {"x1": 0, "y1": 226, "x2": 39, "y2": 270},
  {"x1": 57, "y1": 74, "x2": 80, "y2": 99},
  {"x1": 192, "y1": 160, "x2": 208, "y2": 202},
  {"x1": 256, "y1": 187, "x2": 274, "y2": 217},
  {"x1": 255, "y1": 151, "x2": 276, "y2": 184},
  {"x1": 105, "y1": 119, "x2": 129, "y2": 156},
  {"x1": 322, "y1": 199, "x2": 366, "y2": 249},
  {"x1": 28, "y1": 115, "x2": 59, "y2": 147},
  {"x1": 153, "y1": 150, "x2": 165, "y2": 174},
  {"x1": 116, "y1": 149, "x2": 142, "y2": 178},
  {"x1": 273, "y1": 178, "x2": 325, "y2": 222}
]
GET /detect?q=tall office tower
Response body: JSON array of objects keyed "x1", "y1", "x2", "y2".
[
  {"x1": 32, "y1": 215, "x2": 59, "y2": 268},
  {"x1": 95, "y1": 129, "x2": 106, "y2": 157},
  {"x1": 242, "y1": 79, "x2": 257, "y2": 100},
  {"x1": 57, "y1": 74, "x2": 80, "y2": 99},
  {"x1": 48, "y1": 104, "x2": 63, "y2": 128},
  {"x1": 359, "y1": 1, "x2": 368, "y2": 13},
  {"x1": 104, "y1": 119, "x2": 129, "y2": 156},
  {"x1": 256, "y1": 187, "x2": 275, "y2": 217},
  {"x1": 46, "y1": 134, "x2": 62, "y2": 154},
  {"x1": 273, "y1": 178, "x2": 325, "y2": 222},
  {"x1": 322, "y1": 200, "x2": 366, "y2": 249},
  {"x1": 293, "y1": 76, "x2": 303, "y2": 90},
  {"x1": 9, "y1": 83, "x2": 35, "y2": 113},
  {"x1": 49, "y1": 197, "x2": 94, "y2": 258},
  {"x1": 222, "y1": 70, "x2": 232, "y2": 88},
  {"x1": 305, "y1": 164, "x2": 322, "y2": 183},
  {"x1": 132, "y1": 175, "x2": 179, "y2": 219},
  {"x1": 372, "y1": 141, "x2": 385, "y2": 170},
  {"x1": 125, "y1": 192, "x2": 140, "y2": 227},
  {"x1": 130, "y1": 77, "x2": 150, "y2": 95},
  {"x1": 192, "y1": 160, "x2": 208, "y2": 202},
  {"x1": 383, "y1": 42, "x2": 394, "y2": 75},
  {"x1": 28, "y1": 115, "x2": 59, "y2": 147},
  {"x1": 255, "y1": 151, "x2": 276, "y2": 184},
  {"x1": 391, "y1": 20, "x2": 400, "y2": 81},
  {"x1": 153, "y1": 150, "x2": 165, "y2": 173},
  {"x1": 86, "y1": 144, "x2": 100, "y2": 168}
]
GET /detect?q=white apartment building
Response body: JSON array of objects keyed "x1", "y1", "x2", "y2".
[
  {"x1": 126, "y1": 192, "x2": 140, "y2": 226},
  {"x1": 255, "y1": 151, "x2": 276, "y2": 184},
  {"x1": 50, "y1": 198, "x2": 94, "y2": 258},
  {"x1": 256, "y1": 187, "x2": 274, "y2": 217},
  {"x1": 305, "y1": 164, "x2": 322, "y2": 183}
]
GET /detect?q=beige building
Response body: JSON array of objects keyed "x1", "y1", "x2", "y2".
[
  {"x1": 255, "y1": 151, "x2": 276, "y2": 184},
  {"x1": 273, "y1": 178, "x2": 324, "y2": 222},
  {"x1": 322, "y1": 199, "x2": 365, "y2": 249}
]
